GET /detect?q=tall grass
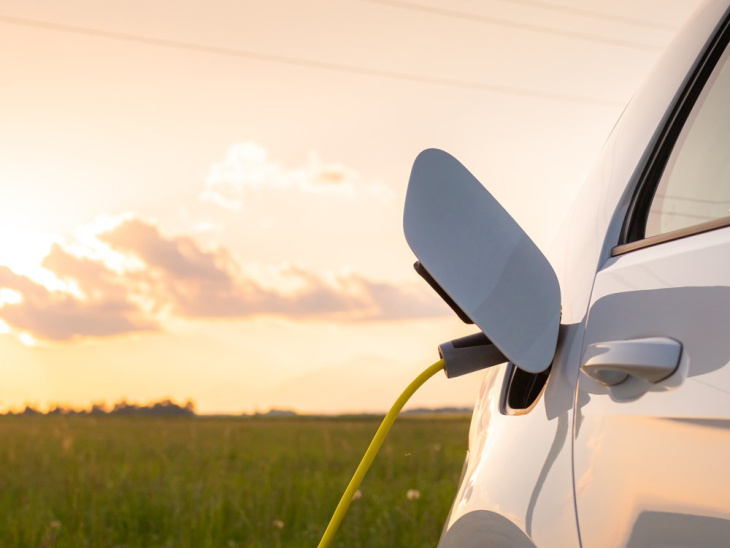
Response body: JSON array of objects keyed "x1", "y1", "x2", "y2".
[{"x1": 0, "y1": 415, "x2": 470, "y2": 547}]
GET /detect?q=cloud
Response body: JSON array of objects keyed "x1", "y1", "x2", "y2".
[
  {"x1": 0, "y1": 257, "x2": 158, "y2": 341},
  {"x1": 100, "y1": 218, "x2": 232, "y2": 283},
  {"x1": 100, "y1": 218, "x2": 447, "y2": 321},
  {"x1": 200, "y1": 142, "x2": 392, "y2": 210},
  {"x1": 347, "y1": 275, "x2": 451, "y2": 321},
  {"x1": 0, "y1": 216, "x2": 448, "y2": 342}
]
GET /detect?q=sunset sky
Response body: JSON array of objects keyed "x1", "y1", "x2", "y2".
[{"x1": 0, "y1": 0, "x2": 701, "y2": 413}]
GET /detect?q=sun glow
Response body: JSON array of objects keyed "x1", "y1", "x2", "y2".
[
  {"x1": 18, "y1": 332, "x2": 37, "y2": 347},
  {"x1": 0, "y1": 234, "x2": 54, "y2": 270},
  {"x1": 0, "y1": 234, "x2": 67, "y2": 291},
  {"x1": 0, "y1": 216, "x2": 148, "y2": 302},
  {"x1": 0, "y1": 288, "x2": 22, "y2": 306}
]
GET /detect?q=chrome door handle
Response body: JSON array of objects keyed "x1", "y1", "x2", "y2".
[{"x1": 581, "y1": 337, "x2": 682, "y2": 386}]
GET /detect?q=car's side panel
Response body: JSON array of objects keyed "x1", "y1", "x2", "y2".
[
  {"x1": 439, "y1": 339, "x2": 581, "y2": 548},
  {"x1": 574, "y1": 228, "x2": 730, "y2": 547}
]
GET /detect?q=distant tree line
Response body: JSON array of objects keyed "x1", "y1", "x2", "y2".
[{"x1": 3, "y1": 398, "x2": 196, "y2": 417}]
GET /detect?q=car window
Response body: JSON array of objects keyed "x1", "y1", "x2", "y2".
[{"x1": 645, "y1": 45, "x2": 730, "y2": 238}]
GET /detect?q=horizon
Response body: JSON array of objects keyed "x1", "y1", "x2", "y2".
[{"x1": 1, "y1": 396, "x2": 472, "y2": 417}]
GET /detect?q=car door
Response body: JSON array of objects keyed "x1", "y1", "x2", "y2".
[{"x1": 574, "y1": 14, "x2": 730, "y2": 548}]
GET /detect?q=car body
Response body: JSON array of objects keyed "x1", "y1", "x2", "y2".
[{"x1": 430, "y1": 1, "x2": 730, "y2": 546}]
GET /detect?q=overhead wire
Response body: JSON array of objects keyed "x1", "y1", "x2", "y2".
[
  {"x1": 358, "y1": 0, "x2": 666, "y2": 52},
  {"x1": 495, "y1": 0, "x2": 679, "y2": 31},
  {"x1": 0, "y1": 14, "x2": 624, "y2": 107}
]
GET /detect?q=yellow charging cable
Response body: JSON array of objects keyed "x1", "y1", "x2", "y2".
[{"x1": 317, "y1": 359, "x2": 446, "y2": 548}]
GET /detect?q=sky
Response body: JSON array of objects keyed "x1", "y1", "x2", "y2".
[{"x1": 0, "y1": 0, "x2": 702, "y2": 414}]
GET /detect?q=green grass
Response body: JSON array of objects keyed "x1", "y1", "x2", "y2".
[{"x1": 0, "y1": 415, "x2": 470, "y2": 547}]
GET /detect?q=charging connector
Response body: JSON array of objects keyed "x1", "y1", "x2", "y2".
[{"x1": 439, "y1": 332, "x2": 507, "y2": 378}]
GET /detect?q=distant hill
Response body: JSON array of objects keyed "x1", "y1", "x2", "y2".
[
  {"x1": 246, "y1": 407, "x2": 472, "y2": 417},
  {"x1": 256, "y1": 409, "x2": 298, "y2": 417},
  {"x1": 402, "y1": 406, "x2": 472, "y2": 415}
]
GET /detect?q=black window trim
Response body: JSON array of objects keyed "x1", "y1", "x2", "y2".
[{"x1": 612, "y1": 7, "x2": 730, "y2": 257}]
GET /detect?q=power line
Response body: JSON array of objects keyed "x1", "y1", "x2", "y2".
[
  {"x1": 358, "y1": 0, "x2": 665, "y2": 52},
  {"x1": 0, "y1": 15, "x2": 624, "y2": 107},
  {"x1": 500, "y1": 0, "x2": 679, "y2": 32}
]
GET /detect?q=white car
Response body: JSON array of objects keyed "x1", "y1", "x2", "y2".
[{"x1": 403, "y1": 0, "x2": 730, "y2": 546}]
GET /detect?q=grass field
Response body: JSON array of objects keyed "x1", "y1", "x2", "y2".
[{"x1": 0, "y1": 415, "x2": 471, "y2": 547}]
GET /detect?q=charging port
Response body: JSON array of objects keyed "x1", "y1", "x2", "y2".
[{"x1": 503, "y1": 363, "x2": 551, "y2": 415}]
